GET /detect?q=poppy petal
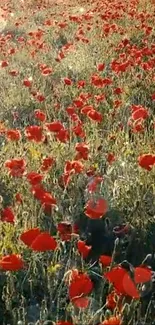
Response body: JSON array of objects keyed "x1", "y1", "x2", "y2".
[
  {"x1": 73, "y1": 296, "x2": 90, "y2": 308},
  {"x1": 134, "y1": 266, "x2": 152, "y2": 284},
  {"x1": 0, "y1": 254, "x2": 24, "y2": 271},
  {"x1": 105, "y1": 266, "x2": 140, "y2": 299},
  {"x1": 31, "y1": 232, "x2": 57, "y2": 251},
  {"x1": 20, "y1": 228, "x2": 41, "y2": 247}
]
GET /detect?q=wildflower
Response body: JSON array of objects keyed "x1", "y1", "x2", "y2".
[
  {"x1": 45, "y1": 121, "x2": 64, "y2": 132},
  {"x1": 57, "y1": 221, "x2": 72, "y2": 241},
  {"x1": 6, "y1": 129, "x2": 21, "y2": 141},
  {"x1": 20, "y1": 229, "x2": 57, "y2": 251},
  {"x1": 69, "y1": 271, "x2": 93, "y2": 308},
  {"x1": 99, "y1": 255, "x2": 112, "y2": 267},
  {"x1": 34, "y1": 109, "x2": 46, "y2": 122},
  {"x1": 77, "y1": 240, "x2": 92, "y2": 259},
  {"x1": 104, "y1": 262, "x2": 152, "y2": 299},
  {"x1": 1, "y1": 207, "x2": 15, "y2": 223},
  {"x1": 40, "y1": 157, "x2": 55, "y2": 172},
  {"x1": 23, "y1": 78, "x2": 32, "y2": 88},
  {"x1": 0, "y1": 60, "x2": 9, "y2": 68},
  {"x1": 64, "y1": 77, "x2": 72, "y2": 85},
  {"x1": 31, "y1": 232, "x2": 57, "y2": 251},
  {"x1": 107, "y1": 153, "x2": 116, "y2": 164},
  {"x1": 25, "y1": 125, "x2": 45, "y2": 142},
  {"x1": 0, "y1": 254, "x2": 24, "y2": 271},
  {"x1": 26, "y1": 172, "x2": 44, "y2": 186},
  {"x1": 97, "y1": 63, "x2": 105, "y2": 71},
  {"x1": 87, "y1": 109, "x2": 103, "y2": 123},
  {"x1": 138, "y1": 154, "x2": 155, "y2": 171},
  {"x1": 4, "y1": 158, "x2": 26, "y2": 177},
  {"x1": 20, "y1": 228, "x2": 41, "y2": 247},
  {"x1": 85, "y1": 198, "x2": 108, "y2": 219}
]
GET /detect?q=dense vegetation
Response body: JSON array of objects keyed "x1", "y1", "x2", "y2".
[{"x1": 0, "y1": 0, "x2": 155, "y2": 324}]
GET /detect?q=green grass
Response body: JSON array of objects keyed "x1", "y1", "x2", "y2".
[{"x1": 0, "y1": 0, "x2": 155, "y2": 324}]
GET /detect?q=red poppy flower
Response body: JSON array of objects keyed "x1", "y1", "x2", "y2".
[
  {"x1": 58, "y1": 172, "x2": 71, "y2": 188},
  {"x1": 0, "y1": 254, "x2": 24, "y2": 271},
  {"x1": 31, "y1": 185, "x2": 57, "y2": 209},
  {"x1": 15, "y1": 193, "x2": 23, "y2": 204},
  {"x1": 97, "y1": 63, "x2": 105, "y2": 71},
  {"x1": 25, "y1": 125, "x2": 45, "y2": 142},
  {"x1": 23, "y1": 79, "x2": 32, "y2": 88},
  {"x1": 104, "y1": 264, "x2": 151, "y2": 300},
  {"x1": 31, "y1": 185, "x2": 47, "y2": 201},
  {"x1": 113, "y1": 87, "x2": 123, "y2": 95},
  {"x1": 94, "y1": 94, "x2": 105, "y2": 103},
  {"x1": 77, "y1": 80, "x2": 86, "y2": 88},
  {"x1": 99, "y1": 255, "x2": 112, "y2": 267},
  {"x1": 75, "y1": 142, "x2": 89, "y2": 160},
  {"x1": 85, "y1": 198, "x2": 108, "y2": 219},
  {"x1": 86, "y1": 167, "x2": 96, "y2": 177},
  {"x1": 77, "y1": 240, "x2": 92, "y2": 259},
  {"x1": 87, "y1": 109, "x2": 103, "y2": 123},
  {"x1": 6, "y1": 129, "x2": 21, "y2": 141},
  {"x1": 0, "y1": 61, "x2": 9, "y2": 68},
  {"x1": 103, "y1": 78, "x2": 113, "y2": 86},
  {"x1": 132, "y1": 107, "x2": 149, "y2": 121},
  {"x1": 91, "y1": 74, "x2": 104, "y2": 87},
  {"x1": 72, "y1": 124, "x2": 86, "y2": 139},
  {"x1": 138, "y1": 154, "x2": 155, "y2": 171},
  {"x1": 8, "y1": 48, "x2": 16, "y2": 55},
  {"x1": 9, "y1": 70, "x2": 19, "y2": 77},
  {"x1": 40, "y1": 157, "x2": 55, "y2": 172},
  {"x1": 4, "y1": 158, "x2": 26, "y2": 177},
  {"x1": 106, "y1": 291, "x2": 117, "y2": 310},
  {"x1": 58, "y1": 22, "x2": 68, "y2": 28},
  {"x1": 132, "y1": 121, "x2": 145, "y2": 133},
  {"x1": 20, "y1": 228, "x2": 41, "y2": 247},
  {"x1": 64, "y1": 77, "x2": 72, "y2": 85},
  {"x1": 40, "y1": 191, "x2": 57, "y2": 207},
  {"x1": 55, "y1": 51, "x2": 65, "y2": 62},
  {"x1": 34, "y1": 109, "x2": 46, "y2": 122},
  {"x1": 65, "y1": 160, "x2": 84, "y2": 174},
  {"x1": 55, "y1": 128, "x2": 69, "y2": 143},
  {"x1": 26, "y1": 172, "x2": 43, "y2": 186},
  {"x1": 134, "y1": 266, "x2": 152, "y2": 284},
  {"x1": 1, "y1": 207, "x2": 15, "y2": 223},
  {"x1": 66, "y1": 106, "x2": 75, "y2": 116},
  {"x1": 69, "y1": 271, "x2": 93, "y2": 308},
  {"x1": 41, "y1": 67, "x2": 53, "y2": 76},
  {"x1": 107, "y1": 153, "x2": 116, "y2": 164},
  {"x1": 31, "y1": 232, "x2": 57, "y2": 251},
  {"x1": 74, "y1": 99, "x2": 85, "y2": 108},
  {"x1": 104, "y1": 266, "x2": 140, "y2": 299},
  {"x1": 57, "y1": 221, "x2": 72, "y2": 241},
  {"x1": 87, "y1": 176, "x2": 103, "y2": 193},
  {"x1": 45, "y1": 121, "x2": 64, "y2": 133},
  {"x1": 35, "y1": 93, "x2": 45, "y2": 102}
]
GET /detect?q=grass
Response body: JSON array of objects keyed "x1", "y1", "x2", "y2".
[{"x1": 0, "y1": 0, "x2": 155, "y2": 324}]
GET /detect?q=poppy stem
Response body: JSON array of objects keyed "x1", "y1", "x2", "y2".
[
  {"x1": 89, "y1": 270, "x2": 103, "y2": 279},
  {"x1": 88, "y1": 302, "x2": 107, "y2": 324},
  {"x1": 144, "y1": 298, "x2": 152, "y2": 323}
]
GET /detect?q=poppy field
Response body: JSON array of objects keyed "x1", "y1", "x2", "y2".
[{"x1": 0, "y1": 0, "x2": 155, "y2": 324}]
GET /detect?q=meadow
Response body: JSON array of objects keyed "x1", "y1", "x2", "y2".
[{"x1": 0, "y1": 0, "x2": 155, "y2": 324}]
